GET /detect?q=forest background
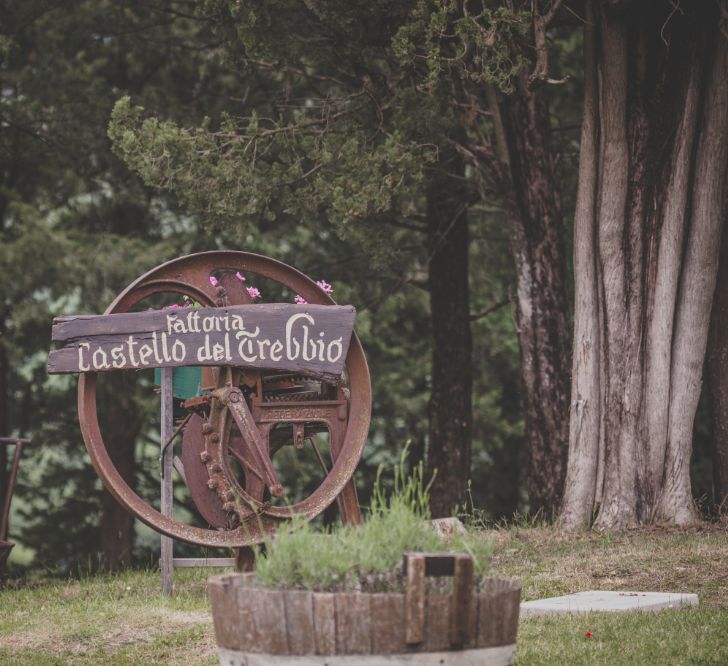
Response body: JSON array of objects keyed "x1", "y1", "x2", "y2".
[{"x1": 1, "y1": 0, "x2": 726, "y2": 574}]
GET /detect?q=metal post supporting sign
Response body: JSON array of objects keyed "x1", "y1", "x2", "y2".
[
  {"x1": 158, "y1": 369, "x2": 237, "y2": 593},
  {"x1": 160, "y1": 366, "x2": 174, "y2": 596}
]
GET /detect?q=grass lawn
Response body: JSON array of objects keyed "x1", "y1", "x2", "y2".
[
  {"x1": 494, "y1": 525, "x2": 728, "y2": 665},
  {"x1": 1, "y1": 526, "x2": 726, "y2": 664}
]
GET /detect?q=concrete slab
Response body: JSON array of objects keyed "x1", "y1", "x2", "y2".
[{"x1": 520, "y1": 590, "x2": 699, "y2": 618}]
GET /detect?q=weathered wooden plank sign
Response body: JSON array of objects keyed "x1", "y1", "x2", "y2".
[{"x1": 47, "y1": 304, "x2": 355, "y2": 381}]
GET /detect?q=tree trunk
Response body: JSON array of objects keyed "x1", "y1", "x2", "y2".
[
  {"x1": 560, "y1": 0, "x2": 601, "y2": 527},
  {"x1": 99, "y1": 375, "x2": 140, "y2": 570},
  {"x1": 707, "y1": 218, "x2": 728, "y2": 510},
  {"x1": 0, "y1": 313, "x2": 7, "y2": 518},
  {"x1": 490, "y1": 78, "x2": 571, "y2": 517},
  {"x1": 561, "y1": 0, "x2": 728, "y2": 529},
  {"x1": 100, "y1": 473, "x2": 135, "y2": 571},
  {"x1": 426, "y1": 152, "x2": 473, "y2": 518}
]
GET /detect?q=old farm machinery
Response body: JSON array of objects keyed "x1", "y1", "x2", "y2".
[
  {"x1": 47, "y1": 252, "x2": 371, "y2": 554},
  {"x1": 1, "y1": 437, "x2": 32, "y2": 569}
]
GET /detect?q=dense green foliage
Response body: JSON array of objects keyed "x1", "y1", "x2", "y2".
[
  {"x1": 104, "y1": 1, "x2": 536, "y2": 258},
  {"x1": 1, "y1": 0, "x2": 239, "y2": 570},
  {"x1": 2, "y1": 0, "x2": 529, "y2": 575},
  {"x1": 1, "y1": 0, "x2": 721, "y2": 575},
  {"x1": 104, "y1": 0, "x2": 543, "y2": 516}
]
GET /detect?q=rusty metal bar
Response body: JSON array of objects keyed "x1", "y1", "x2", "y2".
[
  {"x1": 221, "y1": 388, "x2": 284, "y2": 497},
  {"x1": 309, "y1": 435, "x2": 347, "y2": 522},
  {"x1": 161, "y1": 412, "x2": 192, "y2": 458},
  {"x1": 173, "y1": 557, "x2": 236, "y2": 568},
  {"x1": 1, "y1": 438, "x2": 30, "y2": 543},
  {"x1": 308, "y1": 436, "x2": 330, "y2": 476}
]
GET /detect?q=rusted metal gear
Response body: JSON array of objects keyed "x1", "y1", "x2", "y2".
[{"x1": 77, "y1": 251, "x2": 371, "y2": 548}]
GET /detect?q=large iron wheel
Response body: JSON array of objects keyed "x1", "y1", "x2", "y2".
[{"x1": 77, "y1": 251, "x2": 371, "y2": 548}]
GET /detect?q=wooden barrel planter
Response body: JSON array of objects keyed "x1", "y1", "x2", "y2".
[{"x1": 208, "y1": 553, "x2": 521, "y2": 665}]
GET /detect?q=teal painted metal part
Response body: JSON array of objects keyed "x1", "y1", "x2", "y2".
[{"x1": 154, "y1": 366, "x2": 202, "y2": 400}]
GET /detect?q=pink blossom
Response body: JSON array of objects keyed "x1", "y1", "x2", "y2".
[
  {"x1": 247, "y1": 286, "x2": 261, "y2": 300},
  {"x1": 316, "y1": 279, "x2": 333, "y2": 294},
  {"x1": 162, "y1": 303, "x2": 180, "y2": 309},
  {"x1": 294, "y1": 294, "x2": 308, "y2": 305},
  {"x1": 209, "y1": 275, "x2": 218, "y2": 287},
  {"x1": 235, "y1": 271, "x2": 246, "y2": 282}
]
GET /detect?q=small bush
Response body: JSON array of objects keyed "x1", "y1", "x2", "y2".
[{"x1": 254, "y1": 451, "x2": 493, "y2": 591}]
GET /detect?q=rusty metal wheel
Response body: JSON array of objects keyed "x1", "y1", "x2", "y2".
[{"x1": 77, "y1": 251, "x2": 371, "y2": 548}]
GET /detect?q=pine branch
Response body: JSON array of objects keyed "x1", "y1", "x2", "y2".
[{"x1": 470, "y1": 298, "x2": 510, "y2": 321}]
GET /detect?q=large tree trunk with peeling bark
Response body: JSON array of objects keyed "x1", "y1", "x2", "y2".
[
  {"x1": 708, "y1": 223, "x2": 728, "y2": 510},
  {"x1": 454, "y1": 72, "x2": 571, "y2": 518},
  {"x1": 483, "y1": 78, "x2": 571, "y2": 517},
  {"x1": 502, "y1": 82, "x2": 571, "y2": 517},
  {"x1": 458, "y1": 76, "x2": 571, "y2": 517},
  {"x1": 426, "y1": 152, "x2": 473, "y2": 517},
  {"x1": 561, "y1": 0, "x2": 728, "y2": 529}
]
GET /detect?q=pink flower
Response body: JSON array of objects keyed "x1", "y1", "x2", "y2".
[
  {"x1": 209, "y1": 275, "x2": 218, "y2": 287},
  {"x1": 247, "y1": 286, "x2": 261, "y2": 300},
  {"x1": 316, "y1": 279, "x2": 333, "y2": 294},
  {"x1": 294, "y1": 294, "x2": 308, "y2": 305},
  {"x1": 235, "y1": 271, "x2": 246, "y2": 282}
]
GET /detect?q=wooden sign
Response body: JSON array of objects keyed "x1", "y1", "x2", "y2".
[{"x1": 47, "y1": 304, "x2": 356, "y2": 382}]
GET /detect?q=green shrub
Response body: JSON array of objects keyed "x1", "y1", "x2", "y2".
[{"x1": 254, "y1": 451, "x2": 493, "y2": 591}]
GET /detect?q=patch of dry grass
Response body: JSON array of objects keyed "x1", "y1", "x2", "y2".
[
  {"x1": 0, "y1": 569, "x2": 218, "y2": 665},
  {"x1": 486, "y1": 524, "x2": 728, "y2": 608}
]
